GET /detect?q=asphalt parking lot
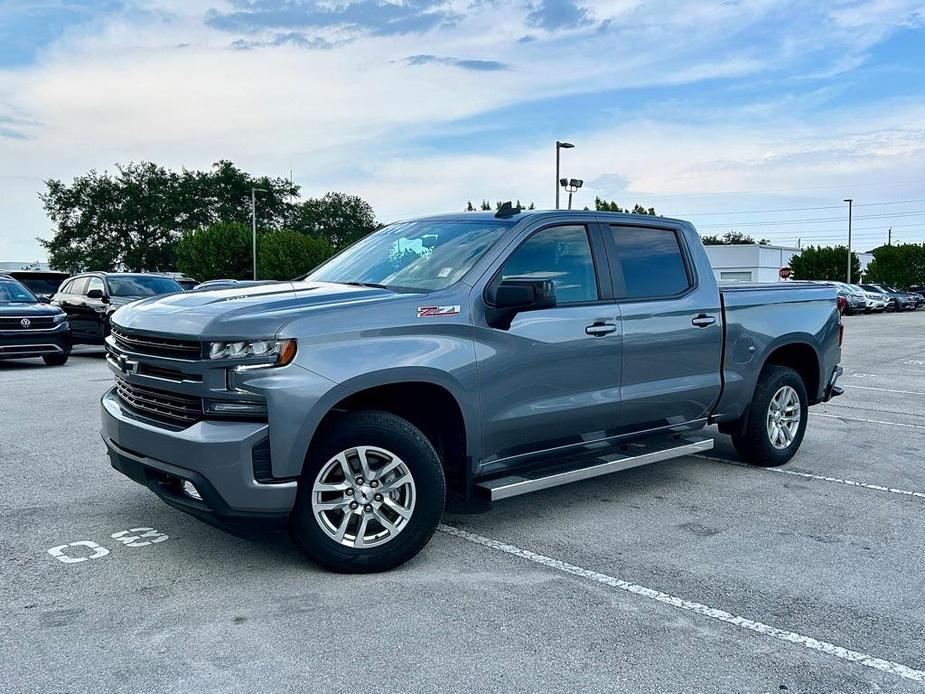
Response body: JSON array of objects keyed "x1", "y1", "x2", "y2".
[{"x1": 2, "y1": 312, "x2": 924, "y2": 693}]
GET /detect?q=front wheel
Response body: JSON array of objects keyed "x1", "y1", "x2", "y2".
[
  {"x1": 42, "y1": 352, "x2": 69, "y2": 366},
  {"x1": 290, "y1": 410, "x2": 445, "y2": 573},
  {"x1": 731, "y1": 365, "x2": 808, "y2": 467}
]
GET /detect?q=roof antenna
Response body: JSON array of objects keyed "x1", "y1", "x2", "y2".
[{"x1": 495, "y1": 201, "x2": 522, "y2": 218}]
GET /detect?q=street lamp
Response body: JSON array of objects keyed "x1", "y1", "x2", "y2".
[
  {"x1": 251, "y1": 187, "x2": 268, "y2": 280},
  {"x1": 844, "y1": 198, "x2": 853, "y2": 283},
  {"x1": 555, "y1": 141, "x2": 574, "y2": 209},
  {"x1": 560, "y1": 177, "x2": 583, "y2": 210}
]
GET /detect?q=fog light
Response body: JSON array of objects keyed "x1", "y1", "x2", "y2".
[
  {"x1": 182, "y1": 480, "x2": 202, "y2": 501},
  {"x1": 204, "y1": 399, "x2": 268, "y2": 416}
]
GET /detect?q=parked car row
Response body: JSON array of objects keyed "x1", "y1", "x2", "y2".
[
  {"x1": 0, "y1": 270, "x2": 279, "y2": 367},
  {"x1": 819, "y1": 281, "x2": 923, "y2": 315},
  {"x1": 0, "y1": 272, "x2": 185, "y2": 366}
]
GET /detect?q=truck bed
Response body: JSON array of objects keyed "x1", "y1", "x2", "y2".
[{"x1": 711, "y1": 281, "x2": 841, "y2": 423}]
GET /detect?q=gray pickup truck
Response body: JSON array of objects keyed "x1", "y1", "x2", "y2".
[{"x1": 101, "y1": 209, "x2": 843, "y2": 572}]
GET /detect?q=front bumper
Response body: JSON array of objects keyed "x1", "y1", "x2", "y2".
[
  {"x1": 101, "y1": 388, "x2": 297, "y2": 525},
  {"x1": 0, "y1": 324, "x2": 70, "y2": 360}
]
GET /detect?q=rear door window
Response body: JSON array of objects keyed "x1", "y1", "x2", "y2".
[{"x1": 607, "y1": 226, "x2": 691, "y2": 299}]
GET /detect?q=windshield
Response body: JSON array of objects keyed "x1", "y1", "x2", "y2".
[
  {"x1": 305, "y1": 220, "x2": 512, "y2": 292},
  {"x1": 108, "y1": 275, "x2": 183, "y2": 297},
  {"x1": 0, "y1": 279, "x2": 38, "y2": 303},
  {"x1": 16, "y1": 278, "x2": 63, "y2": 295}
]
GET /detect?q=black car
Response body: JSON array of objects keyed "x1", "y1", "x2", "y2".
[
  {"x1": 51, "y1": 272, "x2": 183, "y2": 345},
  {"x1": 882, "y1": 285, "x2": 917, "y2": 311},
  {"x1": 0, "y1": 270, "x2": 70, "y2": 302},
  {"x1": 0, "y1": 276, "x2": 71, "y2": 365}
]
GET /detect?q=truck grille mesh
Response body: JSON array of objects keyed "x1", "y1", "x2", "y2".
[
  {"x1": 115, "y1": 378, "x2": 202, "y2": 425},
  {"x1": 111, "y1": 327, "x2": 201, "y2": 359}
]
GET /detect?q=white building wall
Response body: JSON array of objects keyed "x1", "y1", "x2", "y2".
[{"x1": 703, "y1": 244, "x2": 801, "y2": 283}]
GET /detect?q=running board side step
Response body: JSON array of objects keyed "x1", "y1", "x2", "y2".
[{"x1": 476, "y1": 437, "x2": 714, "y2": 501}]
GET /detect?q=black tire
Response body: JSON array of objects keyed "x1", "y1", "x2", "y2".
[
  {"x1": 731, "y1": 365, "x2": 808, "y2": 467},
  {"x1": 290, "y1": 410, "x2": 445, "y2": 573},
  {"x1": 42, "y1": 352, "x2": 69, "y2": 366}
]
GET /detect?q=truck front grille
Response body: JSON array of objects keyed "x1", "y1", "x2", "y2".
[
  {"x1": 115, "y1": 378, "x2": 203, "y2": 426},
  {"x1": 0, "y1": 316, "x2": 55, "y2": 330},
  {"x1": 111, "y1": 327, "x2": 201, "y2": 359}
]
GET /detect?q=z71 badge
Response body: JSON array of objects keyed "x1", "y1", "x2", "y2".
[{"x1": 417, "y1": 305, "x2": 461, "y2": 318}]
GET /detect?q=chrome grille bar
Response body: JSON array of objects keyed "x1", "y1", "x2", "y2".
[
  {"x1": 111, "y1": 327, "x2": 201, "y2": 359},
  {"x1": 115, "y1": 378, "x2": 202, "y2": 425}
]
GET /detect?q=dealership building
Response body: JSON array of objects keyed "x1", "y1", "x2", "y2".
[{"x1": 703, "y1": 244, "x2": 874, "y2": 283}]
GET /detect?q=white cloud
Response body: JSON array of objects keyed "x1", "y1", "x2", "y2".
[{"x1": 1, "y1": 0, "x2": 924, "y2": 258}]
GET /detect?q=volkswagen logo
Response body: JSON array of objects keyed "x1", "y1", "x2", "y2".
[{"x1": 20, "y1": 318, "x2": 31, "y2": 328}]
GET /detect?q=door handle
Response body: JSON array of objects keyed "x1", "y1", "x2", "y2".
[
  {"x1": 691, "y1": 314, "x2": 716, "y2": 327},
  {"x1": 585, "y1": 321, "x2": 617, "y2": 337}
]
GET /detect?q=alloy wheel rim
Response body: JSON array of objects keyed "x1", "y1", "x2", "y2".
[
  {"x1": 767, "y1": 385, "x2": 801, "y2": 450},
  {"x1": 311, "y1": 446, "x2": 416, "y2": 549}
]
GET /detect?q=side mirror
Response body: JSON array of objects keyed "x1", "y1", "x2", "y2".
[
  {"x1": 486, "y1": 277, "x2": 556, "y2": 328},
  {"x1": 87, "y1": 288, "x2": 105, "y2": 300}
]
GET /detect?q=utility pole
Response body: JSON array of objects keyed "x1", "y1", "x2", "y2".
[
  {"x1": 251, "y1": 187, "x2": 268, "y2": 280},
  {"x1": 843, "y1": 198, "x2": 853, "y2": 283},
  {"x1": 555, "y1": 141, "x2": 574, "y2": 209},
  {"x1": 888, "y1": 226, "x2": 892, "y2": 246}
]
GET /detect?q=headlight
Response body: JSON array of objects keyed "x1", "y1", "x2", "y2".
[
  {"x1": 53, "y1": 312, "x2": 68, "y2": 323},
  {"x1": 208, "y1": 338, "x2": 297, "y2": 366}
]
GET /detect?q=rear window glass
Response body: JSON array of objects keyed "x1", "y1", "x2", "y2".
[{"x1": 608, "y1": 226, "x2": 690, "y2": 299}]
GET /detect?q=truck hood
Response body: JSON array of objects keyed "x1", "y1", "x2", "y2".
[
  {"x1": 111, "y1": 281, "x2": 404, "y2": 338},
  {"x1": 0, "y1": 302, "x2": 62, "y2": 318}
]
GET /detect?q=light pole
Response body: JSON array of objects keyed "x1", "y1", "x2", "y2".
[
  {"x1": 843, "y1": 198, "x2": 853, "y2": 283},
  {"x1": 555, "y1": 141, "x2": 574, "y2": 209},
  {"x1": 251, "y1": 187, "x2": 268, "y2": 280},
  {"x1": 560, "y1": 178, "x2": 583, "y2": 210}
]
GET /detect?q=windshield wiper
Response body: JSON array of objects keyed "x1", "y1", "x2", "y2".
[{"x1": 341, "y1": 281, "x2": 391, "y2": 290}]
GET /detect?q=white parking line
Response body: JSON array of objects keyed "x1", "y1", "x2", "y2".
[
  {"x1": 439, "y1": 525, "x2": 925, "y2": 683},
  {"x1": 813, "y1": 412, "x2": 925, "y2": 429},
  {"x1": 843, "y1": 384, "x2": 925, "y2": 396},
  {"x1": 695, "y1": 454, "x2": 925, "y2": 500}
]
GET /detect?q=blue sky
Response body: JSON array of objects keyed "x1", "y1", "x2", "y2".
[{"x1": 1, "y1": 0, "x2": 924, "y2": 260}]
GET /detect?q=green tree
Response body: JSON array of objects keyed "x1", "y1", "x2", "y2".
[
  {"x1": 290, "y1": 192, "x2": 377, "y2": 250},
  {"x1": 701, "y1": 231, "x2": 771, "y2": 245},
  {"x1": 176, "y1": 222, "x2": 252, "y2": 282},
  {"x1": 39, "y1": 160, "x2": 297, "y2": 272},
  {"x1": 258, "y1": 229, "x2": 334, "y2": 280},
  {"x1": 594, "y1": 197, "x2": 657, "y2": 215},
  {"x1": 864, "y1": 243, "x2": 925, "y2": 287},
  {"x1": 465, "y1": 199, "x2": 535, "y2": 211},
  {"x1": 790, "y1": 245, "x2": 861, "y2": 282}
]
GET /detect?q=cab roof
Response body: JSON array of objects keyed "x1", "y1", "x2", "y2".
[{"x1": 397, "y1": 209, "x2": 690, "y2": 228}]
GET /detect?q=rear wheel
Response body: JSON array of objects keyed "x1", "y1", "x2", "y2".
[
  {"x1": 290, "y1": 410, "x2": 445, "y2": 573},
  {"x1": 731, "y1": 365, "x2": 808, "y2": 467}
]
